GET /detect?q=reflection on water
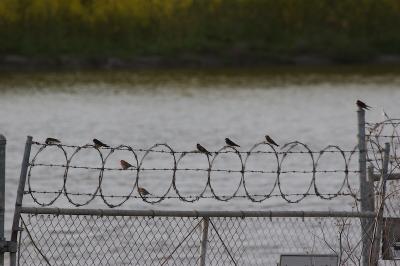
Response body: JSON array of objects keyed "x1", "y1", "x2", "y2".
[{"x1": 1, "y1": 67, "x2": 400, "y2": 235}]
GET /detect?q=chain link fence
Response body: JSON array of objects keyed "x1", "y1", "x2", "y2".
[
  {"x1": 16, "y1": 209, "x2": 375, "y2": 266},
  {"x1": 8, "y1": 109, "x2": 400, "y2": 266}
]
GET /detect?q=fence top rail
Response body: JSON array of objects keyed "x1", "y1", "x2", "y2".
[{"x1": 20, "y1": 207, "x2": 376, "y2": 218}]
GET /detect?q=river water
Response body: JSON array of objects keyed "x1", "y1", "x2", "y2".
[{"x1": 1, "y1": 67, "x2": 400, "y2": 238}]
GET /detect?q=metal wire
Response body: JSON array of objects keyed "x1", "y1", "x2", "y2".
[
  {"x1": 366, "y1": 117, "x2": 400, "y2": 173},
  {"x1": 26, "y1": 141, "x2": 360, "y2": 207},
  {"x1": 23, "y1": 190, "x2": 359, "y2": 200}
]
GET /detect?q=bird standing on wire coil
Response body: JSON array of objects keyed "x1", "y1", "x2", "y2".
[
  {"x1": 45, "y1": 138, "x2": 61, "y2": 145},
  {"x1": 265, "y1": 135, "x2": 279, "y2": 147},
  {"x1": 93, "y1": 139, "x2": 109, "y2": 149},
  {"x1": 120, "y1": 160, "x2": 134, "y2": 170},
  {"x1": 138, "y1": 187, "x2": 151, "y2": 196},
  {"x1": 197, "y1": 143, "x2": 212, "y2": 156},
  {"x1": 225, "y1": 138, "x2": 240, "y2": 147}
]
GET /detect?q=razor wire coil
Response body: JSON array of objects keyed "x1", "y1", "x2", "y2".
[{"x1": 26, "y1": 140, "x2": 361, "y2": 207}]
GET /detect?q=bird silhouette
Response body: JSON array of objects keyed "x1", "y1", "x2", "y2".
[
  {"x1": 225, "y1": 138, "x2": 240, "y2": 147},
  {"x1": 93, "y1": 139, "x2": 109, "y2": 149},
  {"x1": 120, "y1": 160, "x2": 133, "y2": 170},
  {"x1": 138, "y1": 187, "x2": 150, "y2": 196},
  {"x1": 265, "y1": 135, "x2": 279, "y2": 147},
  {"x1": 197, "y1": 143, "x2": 211, "y2": 156},
  {"x1": 356, "y1": 100, "x2": 371, "y2": 110},
  {"x1": 45, "y1": 137, "x2": 61, "y2": 145}
]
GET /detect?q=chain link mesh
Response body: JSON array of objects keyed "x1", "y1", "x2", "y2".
[{"x1": 17, "y1": 213, "x2": 374, "y2": 265}]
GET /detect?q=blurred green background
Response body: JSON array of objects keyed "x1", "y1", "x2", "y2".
[{"x1": 0, "y1": 0, "x2": 400, "y2": 66}]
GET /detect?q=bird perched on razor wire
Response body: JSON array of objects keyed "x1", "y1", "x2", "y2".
[
  {"x1": 225, "y1": 138, "x2": 240, "y2": 147},
  {"x1": 197, "y1": 143, "x2": 212, "y2": 156},
  {"x1": 138, "y1": 187, "x2": 151, "y2": 196},
  {"x1": 45, "y1": 137, "x2": 61, "y2": 145},
  {"x1": 120, "y1": 160, "x2": 134, "y2": 170},
  {"x1": 93, "y1": 138, "x2": 109, "y2": 149},
  {"x1": 265, "y1": 135, "x2": 279, "y2": 147}
]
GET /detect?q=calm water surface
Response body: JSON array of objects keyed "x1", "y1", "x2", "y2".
[{"x1": 1, "y1": 67, "x2": 400, "y2": 235}]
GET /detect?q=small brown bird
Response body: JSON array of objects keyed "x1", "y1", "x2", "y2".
[
  {"x1": 93, "y1": 139, "x2": 109, "y2": 149},
  {"x1": 45, "y1": 137, "x2": 61, "y2": 145},
  {"x1": 197, "y1": 143, "x2": 211, "y2": 156},
  {"x1": 120, "y1": 160, "x2": 133, "y2": 170},
  {"x1": 265, "y1": 135, "x2": 279, "y2": 147},
  {"x1": 356, "y1": 100, "x2": 371, "y2": 110},
  {"x1": 225, "y1": 138, "x2": 240, "y2": 147},
  {"x1": 138, "y1": 187, "x2": 150, "y2": 196}
]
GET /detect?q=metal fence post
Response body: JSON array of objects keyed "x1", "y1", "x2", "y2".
[
  {"x1": 10, "y1": 136, "x2": 32, "y2": 266},
  {"x1": 0, "y1": 135, "x2": 6, "y2": 266},
  {"x1": 358, "y1": 108, "x2": 374, "y2": 266},
  {"x1": 199, "y1": 217, "x2": 209, "y2": 266},
  {"x1": 358, "y1": 108, "x2": 373, "y2": 212}
]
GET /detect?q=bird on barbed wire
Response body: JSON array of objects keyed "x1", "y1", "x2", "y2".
[
  {"x1": 45, "y1": 137, "x2": 61, "y2": 145},
  {"x1": 265, "y1": 135, "x2": 279, "y2": 147},
  {"x1": 120, "y1": 160, "x2": 134, "y2": 170},
  {"x1": 138, "y1": 187, "x2": 151, "y2": 196},
  {"x1": 197, "y1": 143, "x2": 212, "y2": 156},
  {"x1": 225, "y1": 138, "x2": 240, "y2": 147},
  {"x1": 356, "y1": 100, "x2": 371, "y2": 110},
  {"x1": 93, "y1": 138, "x2": 109, "y2": 149}
]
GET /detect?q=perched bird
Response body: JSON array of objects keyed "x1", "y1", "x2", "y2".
[
  {"x1": 45, "y1": 137, "x2": 61, "y2": 145},
  {"x1": 93, "y1": 138, "x2": 109, "y2": 149},
  {"x1": 225, "y1": 138, "x2": 240, "y2": 147},
  {"x1": 356, "y1": 100, "x2": 371, "y2": 110},
  {"x1": 197, "y1": 143, "x2": 211, "y2": 156},
  {"x1": 138, "y1": 187, "x2": 150, "y2": 196},
  {"x1": 265, "y1": 135, "x2": 279, "y2": 147},
  {"x1": 120, "y1": 160, "x2": 133, "y2": 170}
]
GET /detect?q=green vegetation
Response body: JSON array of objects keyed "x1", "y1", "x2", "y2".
[{"x1": 0, "y1": 0, "x2": 400, "y2": 63}]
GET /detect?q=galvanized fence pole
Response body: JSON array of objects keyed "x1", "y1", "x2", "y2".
[
  {"x1": 358, "y1": 108, "x2": 374, "y2": 212},
  {"x1": 358, "y1": 108, "x2": 374, "y2": 266},
  {"x1": 0, "y1": 135, "x2": 6, "y2": 266},
  {"x1": 199, "y1": 217, "x2": 209, "y2": 266},
  {"x1": 10, "y1": 136, "x2": 32, "y2": 266}
]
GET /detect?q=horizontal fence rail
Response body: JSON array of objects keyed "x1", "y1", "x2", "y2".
[{"x1": 20, "y1": 208, "x2": 376, "y2": 218}]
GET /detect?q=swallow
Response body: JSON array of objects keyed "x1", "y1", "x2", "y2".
[
  {"x1": 197, "y1": 143, "x2": 211, "y2": 156},
  {"x1": 93, "y1": 138, "x2": 109, "y2": 149},
  {"x1": 45, "y1": 137, "x2": 61, "y2": 145},
  {"x1": 356, "y1": 100, "x2": 371, "y2": 110},
  {"x1": 120, "y1": 160, "x2": 134, "y2": 170},
  {"x1": 265, "y1": 135, "x2": 279, "y2": 147},
  {"x1": 138, "y1": 187, "x2": 150, "y2": 196},
  {"x1": 225, "y1": 138, "x2": 240, "y2": 147}
]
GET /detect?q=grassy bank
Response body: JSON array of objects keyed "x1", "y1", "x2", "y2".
[{"x1": 0, "y1": 0, "x2": 400, "y2": 64}]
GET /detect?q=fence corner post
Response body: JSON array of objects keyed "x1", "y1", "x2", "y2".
[
  {"x1": 199, "y1": 217, "x2": 209, "y2": 266},
  {"x1": 358, "y1": 108, "x2": 373, "y2": 266},
  {"x1": 0, "y1": 135, "x2": 5, "y2": 266},
  {"x1": 10, "y1": 136, "x2": 32, "y2": 266},
  {"x1": 358, "y1": 108, "x2": 369, "y2": 212}
]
